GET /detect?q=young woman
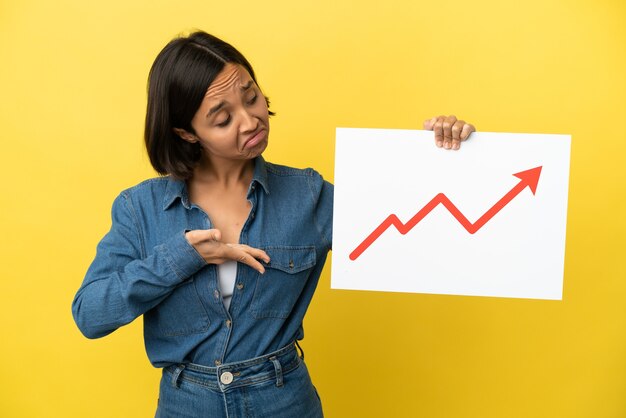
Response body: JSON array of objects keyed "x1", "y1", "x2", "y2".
[{"x1": 72, "y1": 31, "x2": 475, "y2": 418}]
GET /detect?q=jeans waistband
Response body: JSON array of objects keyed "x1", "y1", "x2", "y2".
[{"x1": 164, "y1": 342, "x2": 301, "y2": 392}]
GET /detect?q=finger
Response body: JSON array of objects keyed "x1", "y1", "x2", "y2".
[
  {"x1": 423, "y1": 116, "x2": 437, "y2": 131},
  {"x1": 224, "y1": 244, "x2": 267, "y2": 274},
  {"x1": 238, "y1": 251, "x2": 266, "y2": 274},
  {"x1": 433, "y1": 115, "x2": 446, "y2": 148},
  {"x1": 227, "y1": 243, "x2": 270, "y2": 263},
  {"x1": 239, "y1": 245, "x2": 271, "y2": 263},
  {"x1": 200, "y1": 229, "x2": 222, "y2": 242},
  {"x1": 451, "y1": 119, "x2": 465, "y2": 150},
  {"x1": 460, "y1": 123, "x2": 476, "y2": 141},
  {"x1": 185, "y1": 228, "x2": 221, "y2": 245},
  {"x1": 442, "y1": 115, "x2": 457, "y2": 150}
]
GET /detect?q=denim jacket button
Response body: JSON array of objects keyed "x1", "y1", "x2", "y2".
[
  {"x1": 225, "y1": 319, "x2": 232, "y2": 328},
  {"x1": 220, "y1": 371, "x2": 234, "y2": 385},
  {"x1": 236, "y1": 283, "x2": 244, "y2": 290}
]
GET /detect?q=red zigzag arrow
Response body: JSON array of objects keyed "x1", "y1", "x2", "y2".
[{"x1": 349, "y1": 166, "x2": 543, "y2": 261}]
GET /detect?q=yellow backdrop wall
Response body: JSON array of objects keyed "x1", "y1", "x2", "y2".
[{"x1": 1, "y1": 0, "x2": 625, "y2": 417}]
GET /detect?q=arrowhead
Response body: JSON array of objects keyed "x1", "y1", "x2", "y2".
[{"x1": 513, "y1": 166, "x2": 542, "y2": 195}]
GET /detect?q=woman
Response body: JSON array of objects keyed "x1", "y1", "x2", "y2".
[{"x1": 72, "y1": 31, "x2": 475, "y2": 417}]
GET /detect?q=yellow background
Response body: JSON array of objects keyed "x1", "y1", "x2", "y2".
[{"x1": 1, "y1": 0, "x2": 625, "y2": 416}]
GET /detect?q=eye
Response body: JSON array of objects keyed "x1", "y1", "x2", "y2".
[
  {"x1": 246, "y1": 94, "x2": 258, "y2": 105},
  {"x1": 217, "y1": 115, "x2": 231, "y2": 127}
]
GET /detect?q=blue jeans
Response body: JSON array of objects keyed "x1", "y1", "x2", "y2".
[{"x1": 155, "y1": 343, "x2": 324, "y2": 417}]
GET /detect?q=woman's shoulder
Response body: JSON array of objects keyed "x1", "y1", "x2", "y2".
[
  {"x1": 264, "y1": 161, "x2": 321, "y2": 178},
  {"x1": 261, "y1": 161, "x2": 333, "y2": 209},
  {"x1": 113, "y1": 176, "x2": 184, "y2": 211},
  {"x1": 117, "y1": 176, "x2": 176, "y2": 196},
  {"x1": 263, "y1": 160, "x2": 333, "y2": 190}
]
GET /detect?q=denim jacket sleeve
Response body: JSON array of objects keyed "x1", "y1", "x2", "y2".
[
  {"x1": 306, "y1": 172, "x2": 334, "y2": 251},
  {"x1": 71, "y1": 192, "x2": 207, "y2": 339}
]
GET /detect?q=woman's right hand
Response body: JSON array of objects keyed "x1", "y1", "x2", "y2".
[{"x1": 185, "y1": 229, "x2": 270, "y2": 274}]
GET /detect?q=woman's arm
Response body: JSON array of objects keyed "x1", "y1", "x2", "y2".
[{"x1": 71, "y1": 193, "x2": 207, "y2": 339}]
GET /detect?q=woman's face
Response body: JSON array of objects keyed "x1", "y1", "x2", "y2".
[{"x1": 178, "y1": 63, "x2": 270, "y2": 163}]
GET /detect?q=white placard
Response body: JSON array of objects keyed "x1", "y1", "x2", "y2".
[{"x1": 331, "y1": 128, "x2": 571, "y2": 300}]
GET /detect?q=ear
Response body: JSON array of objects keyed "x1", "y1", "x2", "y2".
[{"x1": 173, "y1": 128, "x2": 199, "y2": 143}]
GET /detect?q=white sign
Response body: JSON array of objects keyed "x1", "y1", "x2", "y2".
[{"x1": 331, "y1": 128, "x2": 571, "y2": 300}]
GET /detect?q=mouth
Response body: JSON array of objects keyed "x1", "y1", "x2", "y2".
[{"x1": 243, "y1": 128, "x2": 267, "y2": 149}]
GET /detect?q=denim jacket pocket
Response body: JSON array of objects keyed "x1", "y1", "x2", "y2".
[
  {"x1": 144, "y1": 275, "x2": 211, "y2": 337},
  {"x1": 250, "y1": 246, "x2": 316, "y2": 319}
]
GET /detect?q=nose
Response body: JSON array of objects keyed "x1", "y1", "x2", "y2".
[{"x1": 239, "y1": 107, "x2": 258, "y2": 133}]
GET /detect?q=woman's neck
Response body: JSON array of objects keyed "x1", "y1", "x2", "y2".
[{"x1": 191, "y1": 155, "x2": 255, "y2": 189}]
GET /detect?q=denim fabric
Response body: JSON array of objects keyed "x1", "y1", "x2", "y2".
[
  {"x1": 155, "y1": 343, "x2": 323, "y2": 418},
  {"x1": 72, "y1": 157, "x2": 333, "y2": 368}
]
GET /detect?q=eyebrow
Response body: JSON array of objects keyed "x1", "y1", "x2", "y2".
[{"x1": 206, "y1": 80, "x2": 255, "y2": 118}]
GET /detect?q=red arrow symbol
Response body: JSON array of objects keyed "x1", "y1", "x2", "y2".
[{"x1": 349, "y1": 166, "x2": 543, "y2": 261}]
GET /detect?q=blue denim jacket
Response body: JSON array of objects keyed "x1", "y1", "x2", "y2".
[{"x1": 72, "y1": 157, "x2": 333, "y2": 368}]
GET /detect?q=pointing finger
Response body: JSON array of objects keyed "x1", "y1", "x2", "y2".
[
  {"x1": 240, "y1": 245, "x2": 270, "y2": 263},
  {"x1": 225, "y1": 244, "x2": 267, "y2": 274}
]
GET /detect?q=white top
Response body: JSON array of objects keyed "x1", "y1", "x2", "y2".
[{"x1": 217, "y1": 261, "x2": 237, "y2": 311}]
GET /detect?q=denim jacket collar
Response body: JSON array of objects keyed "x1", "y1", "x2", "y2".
[{"x1": 162, "y1": 156, "x2": 270, "y2": 211}]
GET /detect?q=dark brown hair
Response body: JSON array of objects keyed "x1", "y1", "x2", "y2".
[{"x1": 144, "y1": 31, "x2": 272, "y2": 179}]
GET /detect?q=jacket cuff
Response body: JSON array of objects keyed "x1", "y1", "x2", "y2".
[{"x1": 159, "y1": 230, "x2": 208, "y2": 281}]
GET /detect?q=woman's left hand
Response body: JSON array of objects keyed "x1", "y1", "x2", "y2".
[{"x1": 423, "y1": 115, "x2": 476, "y2": 150}]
